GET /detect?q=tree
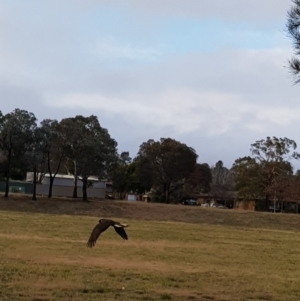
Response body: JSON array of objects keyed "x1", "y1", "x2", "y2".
[
  {"x1": 251, "y1": 137, "x2": 296, "y2": 207},
  {"x1": 250, "y1": 137, "x2": 299, "y2": 163},
  {"x1": 119, "y1": 151, "x2": 132, "y2": 165},
  {"x1": 180, "y1": 163, "x2": 212, "y2": 199},
  {"x1": 232, "y1": 156, "x2": 262, "y2": 200},
  {"x1": 59, "y1": 117, "x2": 81, "y2": 198},
  {"x1": 40, "y1": 119, "x2": 65, "y2": 198},
  {"x1": 210, "y1": 160, "x2": 233, "y2": 200},
  {"x1": 135, "y1": 138, "x2": 197, "y2": 203},
  {"x1": 266, "y1": 165, "x2": 294, "y2": 212},
  {"x1": 232, "y1": 137, "x2": 298, "y2": 211},
  {"x1": 286, "y1": 0, "x2": 300, "y2": 83},
  {"x1": 282, "y1": 173, "x2": 300, "y2": 213},
  {"x1": 112, "y1": 153, "x2": 151, "y2": 198},
  {"x1": 60, "y1": 115, "x2": 118, "y2": 201},
  {"x1": 0, "y1": 109, "x2": 37, "y2": 198},
  {"x1": 0, "y1": 150, "x2": 6, "y2": 180},
  {"x1": 112, "y1": 152, "x2": 132, "y2": 199},
  {"x1": 25, "y1": 126, "x2": 47, "y2": 201},
  {"x1": 112, "y1": 158, "x2": 153, "y2": 198}
]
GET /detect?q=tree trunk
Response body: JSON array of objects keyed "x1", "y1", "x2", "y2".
[
  {"x1": 32, "y1": 165, "x2": 37, "y2": 201},
  {"x1": 48, "y1": 176, "x2": 54, "y2": 198},
  {"x1": 82, "y1": 177, "x2": 88, "y2": 201},
  {"x1": 265, "y1": 195, "x2": 269, "y2": 211},
  {"x1": 4, "y1": 171, "x2": 10, "y2": 198},
  {"x1": 47, "y1": 151, "x2": 62, "y2": 198},
  {"x1": 73, "y1": 160, "x2": 78, "y2": 198}
]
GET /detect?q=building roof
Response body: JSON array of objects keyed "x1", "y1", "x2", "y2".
[
  {"x1": 26, "y1": 172, "x2": 103, "y2": 182},
  {"x1": 43, "y1": 173, "x2": 100, "y2": 181}
]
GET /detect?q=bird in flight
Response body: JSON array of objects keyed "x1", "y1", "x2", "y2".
[{"x1": 86, "y1": 219, "x2": 129, "y2": 248}]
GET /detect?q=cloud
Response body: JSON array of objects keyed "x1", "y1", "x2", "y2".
[
  {"x1": 66, "y1": 0, "x2": 292, "y2": 24},
  {"x1": 92, "y1": 36, "x2": 162, "y2": 61},
  {"x1": 46, "y1": 90, "x2": 238, "y2": 134},
  {"x1": 47, "y1": 88, "x2": 300, "y2": 138}
]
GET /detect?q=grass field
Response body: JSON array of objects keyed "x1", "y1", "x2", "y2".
[{"x1": 1, "y1": 196, "x2": 300, "y2": 300}]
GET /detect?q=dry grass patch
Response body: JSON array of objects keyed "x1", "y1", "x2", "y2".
[
  {"x1": 1, "y1": 207, "x2": 300, "y2": 300},
  {"x1": 3, "y1": 193, "x2": 300, "y2": 232}
]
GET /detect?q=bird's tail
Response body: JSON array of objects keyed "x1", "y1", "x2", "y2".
[{"x1": 115, "y1": 223, "x2": 128, "y2": 228}]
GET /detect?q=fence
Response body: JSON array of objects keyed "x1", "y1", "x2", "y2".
[{"x1": 0, "y1": 180, "x2": 33, "y2": 194}]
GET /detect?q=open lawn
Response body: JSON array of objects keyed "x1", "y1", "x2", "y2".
[{"x1": 1, "y1": 196, "x2": 300, "y2": 300}]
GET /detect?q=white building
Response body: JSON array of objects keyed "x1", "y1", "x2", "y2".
[
  {"x1": 26, "y1": 172, "x2": 107, "y2": 198},
  {"x1": 26, "y1": 172, "x2": 106, "y2": 188}
]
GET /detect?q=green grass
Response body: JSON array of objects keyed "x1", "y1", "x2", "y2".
[{"x1": 1, "y1": 209, "x2": 300, "y2": 300}]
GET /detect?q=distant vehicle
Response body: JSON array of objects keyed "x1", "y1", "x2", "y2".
[
  {"x1": 217, "y1": 204, "x2": 228, "y2": 209},
  {"x1": 268, "y1": 206, "x2": 280, "y2": 213},
  {"x1": 105, "y1": 194, "x2": 115, "y2": 200},
  {"x1": 181, "y1": 199, "x2": 198, "y2": 206},
  {"x1": 208, "y1": 203, "x2": 228, "y2": 209}
]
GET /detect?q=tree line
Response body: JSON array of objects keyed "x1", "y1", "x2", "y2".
[
  {"x1": 0, "y1": 109, "x2": 117, "y2": 201},
  {"x1": 1, "y1": 108, "x2": 300, "y2": 212}
]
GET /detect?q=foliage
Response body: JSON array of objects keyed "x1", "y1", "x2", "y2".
[
  {"x1": 111, "y1": 152, "x2": 133, "y2": 198},
  {"x1": 40, "y1": 119, "x2": 66, "y2": 198},
  {"x1": 233, "y1": 137, "x2": 299, "y2": 210},
  {"x1": 210, "y1": 160, "x2": 233, "y2": 199},
  {"x1": 250, "y1": 137, "x2": 299, "y2": 163},
  {"x1": 25, "y1": 126, "x2": 48, "y2": 200},
  {"x1": 232, "y1": 156, "x2": 262, "y2": 200},
  {"x1": 188, "y1": 163, "x2": 212, "y2": 194},
  {"x1": 59, "y1": 115, "x2": 118, "y2": 201},
  {"x1": 0, "y1": 109, "x2": 37, "y2": 197},
  {"x1": 174, "y1": 163, "x2": 212, "y2": 201},
  {"x1": 112, "y1": 151, "x2": 157, "y2": 198},
  {"x1": 286, "y1": 0, "x2": 300, "y2": 84},
  {"x1": 135, "y1": 138, "x2": 198, "y2": 203}
]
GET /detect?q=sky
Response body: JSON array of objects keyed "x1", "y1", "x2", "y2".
[{"x1": 1, "y1": 0, "x2": 300, "y2": 170}]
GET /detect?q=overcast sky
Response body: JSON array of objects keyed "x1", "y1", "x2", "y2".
[{"x1": 1, "y1": 1, "x2": 300, "y2": 169}]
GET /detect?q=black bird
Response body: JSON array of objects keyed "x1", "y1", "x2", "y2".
[{"x1": 86, "y1": 219, "x2": 128, "y2": 248}]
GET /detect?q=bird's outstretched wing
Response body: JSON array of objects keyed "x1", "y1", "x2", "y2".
[
  {"x1": 113, "y1": 225, "x2": 128, "y2": 240},
  {"x1": 86, "y1": 222, "x2": 110, "y2": 248}
]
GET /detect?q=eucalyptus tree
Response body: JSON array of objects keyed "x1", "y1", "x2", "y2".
[
  {"x1": 188, "y1": 163, "x2": 212, "y2": 194},
  {"x1": 173, "y1": 162, "x2": 212, "y2": 203},
  {"x1": 59, "y1": 117, "x2": 81, "y2": 198},
  {"x1": 60, "y1": 115, "x2": 118, "y2": 201},
  {"x1": 112, "y1": 152, "x2": 132, "y2": 199},
  {"x1": 135, "y1": 138, "x2": 197, "y2": 203},
  {"x1": 232, "y1": 156, "x2": 262, "y2": 200},
  {"x1": 40, "y1": 119, "x2": 66, "y2": 198},
  {"x1": 0, "y1": 109, "x2": 37, "y2": 198},
  {"x1": 25, "y1": 126, "x2": 47, "y2": 201},
  {"x1": 210, "y1": 160, "x2": 233, "y2": 200},
  {"x1": 232, "y1": 137, "x2": 298, "y2": 210}
]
